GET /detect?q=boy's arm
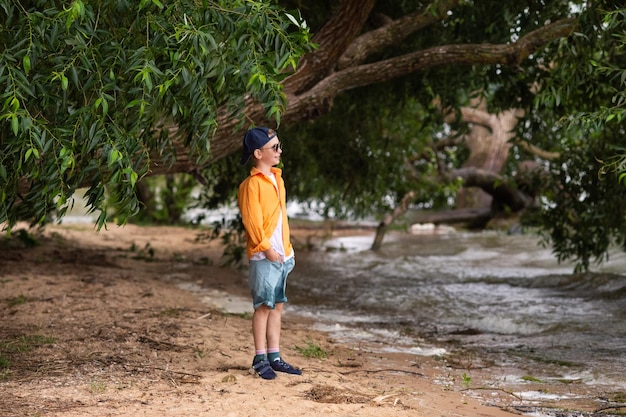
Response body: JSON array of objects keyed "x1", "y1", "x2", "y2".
[{"x1": 238, "y1": 181, "x2": 272, "y2": 255}]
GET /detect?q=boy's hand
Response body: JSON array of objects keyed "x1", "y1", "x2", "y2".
[{"x1": 265, "y1": 248, "x2": 282, "y2": 263}]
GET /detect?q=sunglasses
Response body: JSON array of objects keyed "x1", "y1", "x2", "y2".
[{"x1": 261, "y1": 141, "x2": 282, "y2": 152}]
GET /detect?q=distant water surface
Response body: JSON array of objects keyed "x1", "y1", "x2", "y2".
[{"x1": 288, "y1": 231, "x2": 626, "y2": 405}]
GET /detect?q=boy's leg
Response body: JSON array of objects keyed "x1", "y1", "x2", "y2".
[
  {"x1": 253, "y1": 304, "x2": 273, "y2": 352},
  {"x1": 248, "y1": 259, "x2": 277, "y2": 353},
  {"x1": 266, "y1": 295, "x2": 301, "y2": 374},
  {"x1": 266, "y1": 302, "x2": 283, "y2": 350},
  {"x1": 251, "y1": 305, "x2": 277, "y2": 380}
]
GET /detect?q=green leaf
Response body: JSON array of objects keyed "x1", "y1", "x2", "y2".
[
  {"x1": 11, "y1": 115, "x2": 18, "y2": 135},
  {"x1": 284, "y1": 13, "x2": 300, "y2": 28},
  {"x1": 22, "y1": 55, "x2": 31, "y2": 74},
  {"x1": 102, "y1": 99, "x2": 109, "y2": 117},
  {"x1": 56, "y1": 195, "x2": 67, "y2": 209},
  {"x1": 247, "y1": 73, "x2": 259, "y2": 88},
  {"x1": 125, "y1": 99, "x2": 142, "y2": 109},
  {"x1": 143, "y1": 72, "x2": 153, "y2": 90},
  {"x1": 10, "y1": 97, "x2": 19, "y2": 112},
  {"x1": 108, "y1": 149, "x2": 121, "y2": 166}
]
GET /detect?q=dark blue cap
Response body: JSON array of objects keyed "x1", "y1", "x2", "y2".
[{"x1": 240, "y1": 127, "x2": 276, "y2": 165}]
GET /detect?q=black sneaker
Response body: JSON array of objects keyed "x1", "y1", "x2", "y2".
[
  {"x1": 270, "y1": 358, "x2": 302, "y2": 375},
  {"x1": 252, "y1": 359, "x2": 277, "y2": 380}
]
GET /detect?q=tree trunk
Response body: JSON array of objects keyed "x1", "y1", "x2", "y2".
[
  {"x1": 371, "y1": 191, "x2": 415, "y2": 250},
  {"x1": 409, "y1": 207, "x2": 494, "y2": 225},
  {"x1": 446, "y1": 97, "x2": 523, "y2": 211}
]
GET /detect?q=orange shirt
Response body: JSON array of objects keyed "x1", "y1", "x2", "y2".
[{"x1": 238, "y1": 166, "x2": 293, "y2": 259}]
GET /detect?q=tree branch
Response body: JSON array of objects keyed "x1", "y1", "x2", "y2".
[
  {"x1": 447, "y1": 167, "x2": 533, "y2": 211},
  {"x1": 409, "y1": 207, "x2": 494, "y2": 226},
  {"x1": 338, "y1": 0, "x2": 462, "y2": 69},
  {"x1": 372, "y1": 190, "x2": 417, "y2": 250},
  {"x1": 514, "y1": 140, "x2": 561, "y2": 160},
  {"x1": 311, "y1": 18, "x2": 577, "y2": 94},
  {"x1": 282, "y1": 0, "x2": 376, "y2": 94}
]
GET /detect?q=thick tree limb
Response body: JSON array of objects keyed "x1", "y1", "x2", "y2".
[
  {"x1": 447, "y1": 106, "x2": 525, "y2": 131},
  {"x1": 514, "y1": 140, "x2": 561, "y2": 160},
  {"x1": 447, "y1": 167, "x2": 533, "y2": 211},
  {"x1": 408, "y1": 207, "x2": 494, "y2": 226},
  {"x1": 338, "y1": 0, "x2": 462, "y2": 69},
  {"x1": 299, "y1": 18, "x2": 577, "y2": 96},
  {"x1": 440, "y1": 102, "x2": 560, "y2": 163},
  {"x1": 282, "y1": 0, "x2": 376, "y2": 94}
]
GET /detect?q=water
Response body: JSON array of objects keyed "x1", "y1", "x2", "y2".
[{"x1": 287, "y1": 230, "x2": 626, "y2": 406}]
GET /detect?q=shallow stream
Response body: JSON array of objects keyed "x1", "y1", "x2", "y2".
[{"x1": 288, "y1": 230, "x2": 626, "y2": 414}]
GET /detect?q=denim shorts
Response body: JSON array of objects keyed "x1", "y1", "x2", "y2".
[{"x1": 248, "y1": 257, "x2": 295, "y2": 310}]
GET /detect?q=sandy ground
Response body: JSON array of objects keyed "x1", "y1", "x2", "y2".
[{"x1": 0, "y1": 223, "x2": 618, "y2": 416}]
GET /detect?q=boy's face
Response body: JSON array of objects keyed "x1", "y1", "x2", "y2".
[{"x1": 254, "y1": 135, "x2": 282, "y2": 167}]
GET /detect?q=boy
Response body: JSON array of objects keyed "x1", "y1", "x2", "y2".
[{"x1": 237, "y1": 126, "x2": 301, "y2": 380}]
